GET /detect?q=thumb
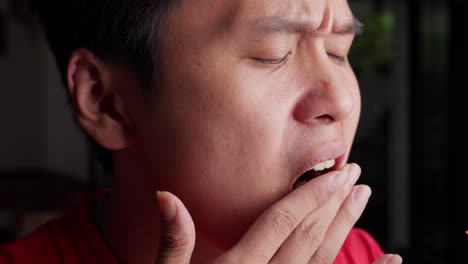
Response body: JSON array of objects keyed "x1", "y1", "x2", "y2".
[{"x1": 156, "y1": 191, "x2": 196, "y2": 264}]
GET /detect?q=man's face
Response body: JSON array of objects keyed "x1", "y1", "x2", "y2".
[{"x1": 134, "y1": 0, "x2": 360, "y2": 248}]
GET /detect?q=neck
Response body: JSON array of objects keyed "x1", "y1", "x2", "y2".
[{"x1": 96, "y1": 151, "x2": 221, "y2": 264}]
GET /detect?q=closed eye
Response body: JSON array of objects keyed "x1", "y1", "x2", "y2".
[
  {"x1": 251, "y1": 52, "x2": 291, "y2": 66},
  {"x1": 327, "y1": 53, "x2": 346, "y2": 64}
]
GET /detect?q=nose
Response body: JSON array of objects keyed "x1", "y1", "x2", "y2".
[{"x1": 293, "y1": 60, "x2": 356, "y2": 126}]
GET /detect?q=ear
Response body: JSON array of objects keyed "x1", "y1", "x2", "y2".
[{"x1": 66, "y1": 48, "x2": 135, "y2": 150}]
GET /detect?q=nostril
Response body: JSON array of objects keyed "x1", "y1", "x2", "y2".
[
  {"x1": 293, "y1": 103, "x2": 336, "y2": 125},
  {"x1": 316, "y1": 114, "x2": 334, "y2": 124}
]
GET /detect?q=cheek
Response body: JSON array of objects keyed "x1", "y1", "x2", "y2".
[{"x1": 141, "y1": 64, "x2": 293, "y2": 247}]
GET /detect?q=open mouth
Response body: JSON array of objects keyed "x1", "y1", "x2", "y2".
[{"x1": 292, "y1": 159, "x2": 336, "y2": 190}]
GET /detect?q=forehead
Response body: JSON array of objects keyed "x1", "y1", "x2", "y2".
[
  {"x1": 173, "y1": 0, "x2": 354, "y2": 32},
  {"x1": 237, "y1": 0, "x2": 352, "y2": 22}
]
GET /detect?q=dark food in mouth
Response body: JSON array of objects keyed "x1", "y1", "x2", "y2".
[{"x1": 292, "y1": 168, "x2": 332, "y2": 190}]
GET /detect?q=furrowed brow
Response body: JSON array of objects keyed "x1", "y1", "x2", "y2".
[
  {"x1": 247, "y1": 16, "x2": 320, "y2": 36},
  {"x1": 248, "y1": 15, "x2": 364, "y2": 36},
  {"x1": 334, "y1": 17, "x2": 364, "y2": 36}
]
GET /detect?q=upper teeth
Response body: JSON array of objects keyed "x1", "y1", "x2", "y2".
[{"x1": 312, "y1": 159, "x2": 335, "y2": 171}]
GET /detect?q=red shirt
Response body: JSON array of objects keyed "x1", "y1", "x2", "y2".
[
  {"x1": 0, "y1": 195, "x2": 384, "y2": 264},
  {"x1": 334, "y1": 228, "x2": 385, "y2": 263}
]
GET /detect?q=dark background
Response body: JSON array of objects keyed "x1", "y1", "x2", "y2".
[
  {"x1": 349, "y1": 0, "x2": 468, "y2": 263},
  {"x1": 0, "y1": 0, "x2": 467, "y2": 263}
]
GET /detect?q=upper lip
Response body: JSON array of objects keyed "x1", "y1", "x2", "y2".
[{"x1": 291, "y1": 143, "x2": 347, "y2": 186}]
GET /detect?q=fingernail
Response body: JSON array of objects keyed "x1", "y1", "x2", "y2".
[
  {"x1": 157, "y1": 191, "x2": 177, "y2": 222},
  {"x1": 329, "y1": 164, "x2": 359, "y2": 191},
  {"x1": 353, "y1": 185, "x2": 371, "y2": 208}
]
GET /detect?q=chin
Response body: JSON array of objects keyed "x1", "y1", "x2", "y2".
[{"x1": 193, "y1": 190, "x2": 285, "y2": 251}]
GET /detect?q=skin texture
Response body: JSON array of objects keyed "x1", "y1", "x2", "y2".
[
  {"x1": 63, "y1": 0, "x2": 398, "y2": 263},
  {"x1": 142, "y1": 0, "x2": 360, "y2": 249}
]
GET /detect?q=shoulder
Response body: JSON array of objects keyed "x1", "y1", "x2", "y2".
[
  {"x1": 0, "y1": 191, "x2": 116, "y2": 264},
  {"x1": 0, "y1": 216, "x2": 67, "y2": 264},
  {"x1": 334, "y1": 228, "x2": 385, "y2": 264}
]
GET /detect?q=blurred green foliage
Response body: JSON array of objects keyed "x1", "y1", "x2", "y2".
[{"x1": 349, "y1": 11, "x2": 395, "y2": 77}]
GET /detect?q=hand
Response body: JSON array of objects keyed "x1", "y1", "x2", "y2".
[
  {"x1": 373, "y1": 254, "x2": 403, "y2": 264},
  {"x1": 155, "y1": 164, "x2": 396, "y2": 263}
]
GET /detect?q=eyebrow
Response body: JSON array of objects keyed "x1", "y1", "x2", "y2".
[{"x1": 247, "y1": 16, "x2": 364, "y2": 36}]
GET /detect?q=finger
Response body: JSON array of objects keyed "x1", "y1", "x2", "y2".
[
  {"x1": 308, "y1": 185, "x2": 371, "y2": 264},
  {"x1": 269, "y1": 166, "x2": 362, "y2": 264},
  {"x1": 156, "y1": 191, "x2": 195, "y2": 264},
  {"x1": 233, "y1": 163, "x2": 359, "y2": 262},
  {"x1": 372, "y1": 254, "x2": 403, "y2": 264}
]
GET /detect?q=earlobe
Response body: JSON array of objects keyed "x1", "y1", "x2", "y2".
[{"x1": 66, "y1": 49, "x2": 134, "y2": 150}]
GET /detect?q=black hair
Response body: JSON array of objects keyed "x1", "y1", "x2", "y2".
[{"x1": 34, "y1": 0, "x2": 174, "y2": 174}]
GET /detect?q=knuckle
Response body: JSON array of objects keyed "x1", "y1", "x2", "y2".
[
  {"x1": 268, "y1": 206, "x2": 299, "y2": 237},
  {"x1": 300, "y1": 220, "x2": 326, "y2": 250},
  {"x1": 340, "y1": 205, "x2": 359, "y2": 226},
  {"x1": 158, "y1": 233, "x2": 189, "y2": 259},
  {"x1": 305, "y1": 189, "x2": 324, "y2": 208},
  {"x1": 312, "y1": 247, "x2": 336, "y2": 264}
]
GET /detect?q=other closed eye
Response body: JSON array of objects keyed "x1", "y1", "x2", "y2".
[
  {"x1": 251, "y1": 52, "x2": 291, "y2": 66},
  {"x1": 327, "y1": 52, "x2": 346, "y2": 64}
]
